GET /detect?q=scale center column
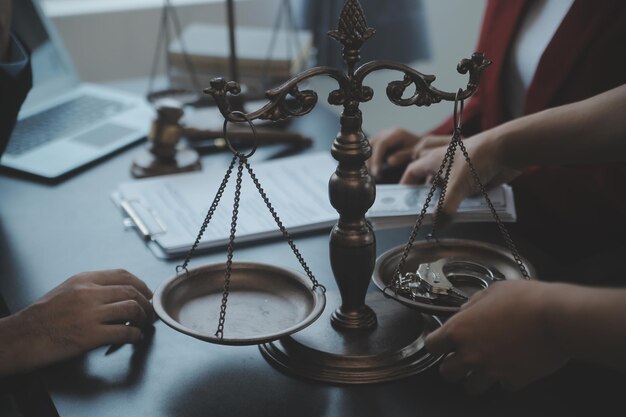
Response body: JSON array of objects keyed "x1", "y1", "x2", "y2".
[
  {"x1": 260, "y1": 102, "x2": 441, "y2": 385},
  {"x1": 258, "y1": 0, "x2": 443, "y2": 384},
  {"x1": 328, "y1": 112, "x2": 377, "y2": 330}
]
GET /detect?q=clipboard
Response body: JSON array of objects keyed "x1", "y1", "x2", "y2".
[{"x1": 112, "y1": 152, "x2": 339, "y2": 259}]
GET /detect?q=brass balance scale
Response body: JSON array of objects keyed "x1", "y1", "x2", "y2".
[{"x1": 153, "y1": 0, "x2": 536, "y2": 384}]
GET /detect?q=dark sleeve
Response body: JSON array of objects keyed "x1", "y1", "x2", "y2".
[{"x1": 0, "y1": 34, "x2": 32, "y2": 158}]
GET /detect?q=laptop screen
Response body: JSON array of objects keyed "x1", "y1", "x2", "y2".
[{"x1": 11, "y1": 0, "x2": 79, "y2": 115}]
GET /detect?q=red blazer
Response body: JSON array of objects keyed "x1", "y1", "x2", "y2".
[{"x1": 431, "y1": 0, "x2": 626, "y2": 262}]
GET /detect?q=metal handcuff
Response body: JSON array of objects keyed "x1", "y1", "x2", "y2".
[{"x1": 394, "y1": 258, "x2": 505, "y2": 306}]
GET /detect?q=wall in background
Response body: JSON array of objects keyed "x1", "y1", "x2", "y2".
[
  {"x1": 46, "y1": 0, "x2": 487, "y2": 134},
  {"x1": 44, "y1": 0, "x2": 282, "y2": 82}
]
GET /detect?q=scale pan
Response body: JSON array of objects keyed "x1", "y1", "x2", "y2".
[
  {"x1": 373, "y1": 239, "x2": 536, "y2": 315},
  {"x1": 154, "y1": 262, "x2": 326, "y2": 345}
]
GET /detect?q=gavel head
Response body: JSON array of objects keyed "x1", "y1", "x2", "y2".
[{"x1": 149, "y1": 98, "x2": 185, "y2": 160}]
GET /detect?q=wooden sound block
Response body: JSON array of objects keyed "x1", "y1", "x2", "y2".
[{"x1": 131, "y1": 147, "x2": 201, "y2": 178}]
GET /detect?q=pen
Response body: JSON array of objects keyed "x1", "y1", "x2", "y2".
[
  {"x1": 104, "y1": 342, "x2": 124, "y2": 356},
  {"x1": 105, "y1": 321, "x2": 131, "y2": 355},
  {"x1": 104, "y1": 323, "x2": 156, "y2": 355}
]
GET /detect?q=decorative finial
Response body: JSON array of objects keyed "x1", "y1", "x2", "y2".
[{"x1": 328, "y1": 0, "x2": 376, "y2": 70}]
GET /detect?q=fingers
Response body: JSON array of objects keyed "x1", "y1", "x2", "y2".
[
  {"x1": 432, "y1": 336, "x2": 497, "y2": 395},
  {"x1": 499, "y1": 378, "x2": 526, "y2": 392},
  {"x1": 438, "y1": 352, "x2": 471, "y2": 383},
  {"x1": 397, "y1": 139, "x2": 450, "y2": 185},
  {"x1": 100, "y1": 323, "x2": 144, "y2": 346},
  {"x1": 99, "y1": 300, "x2": 150, "y2": 328},
  {"x1": 385, "y1": 148, "x2": 414, "y2": 168},
  {"x1": 78, "y1": 269, "x2": 153, "y2": 300},
  {"x1": 464, "y1": 371, "x2": 496, "y2": 395},
  {"x1": 437, "y1": 351, "x2": 497, "y2": 395},
  {"x1": 438, "y1": 165, "x2": 475, "y2": 218},
  {"x1": 70, "y1": 270, "x2": 155, "y2": 327},
  {"x1": 399, "y1": 156, "x2": 438, "y2": 184},
  {"x1": 368, "y1": 129, "x2": 417, "y2": 178},
  {"x1": 461, "y1": 287, "x2": 489, "y2": 310},
  {"x1": 425, "y1": 325, "x2": 456, "y2": 356},
  {"x1": 368, "y1": 132, "x2": 450, "y2": 183},
  {"x1": 98, "y1": 285, "x2": 155, "y2": 321},
  {"x1": 411, "y1": 135, "x2": 451, "y2": 159}
]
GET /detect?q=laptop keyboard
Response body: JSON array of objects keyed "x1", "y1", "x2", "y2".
[{"x1": 5, "y1": 95, "x2": 129, "y2": 156}]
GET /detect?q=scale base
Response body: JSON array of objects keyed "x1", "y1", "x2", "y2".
[{"x1": 260, "y1": 290, "x2": 442, "y2": 384}]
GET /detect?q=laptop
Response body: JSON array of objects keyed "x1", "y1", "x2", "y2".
[{"x1": 0, "y1": 0, "x2": 153, "y2": 179}]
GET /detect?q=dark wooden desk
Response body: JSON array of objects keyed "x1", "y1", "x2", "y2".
[{"x1": 1, "y1": 104, "x2": 624, "y2": 417}]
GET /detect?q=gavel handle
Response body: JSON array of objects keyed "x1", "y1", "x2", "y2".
[{"x1": 182, "y1": 127, "x2": 312, "y2": 146}]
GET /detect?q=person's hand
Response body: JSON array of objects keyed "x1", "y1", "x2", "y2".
[
  {"x1": 425, "y1": 280, "x2": 570, "y2": 394},
  {"x1": 0, "y1": 0, "x2": 10, "y2": 60},
  {"x1": 400, "y1": 129, "x2": 521, "y2": 220},
  {"x1": 0, "y1": 269, "x2": 154, "y2": 375},
  {"x1": 367, "y1": 127, "x2": 449, "y2": 180}
]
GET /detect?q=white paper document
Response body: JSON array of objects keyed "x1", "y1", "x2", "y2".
[
  {"x1": 113, "y1": 153, "x2": 337, "y2": 258},
  {"x1": 112, "y1": 152, "x2": 516, "y2": 258},
  {"x1": 370, "y1": 183, "x2": 516, "y2": 229}
]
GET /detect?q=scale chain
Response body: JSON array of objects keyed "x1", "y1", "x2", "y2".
[
  {"x1": 390, "y1": 93, "x2": 530, "y2": 296},
  {"x1": 429, "y1": 133, "x2": 460, "y2": 240},
  {"x1": 177, "y1": 154, "x2": 238, "y2": 276},
  {"x1": 215, "y1": 156, "x2": 245, "y2": 339},
  {"x1": 389, "y1": 132, "x2": 461, "y2": 290},
  {"x1": 455, "y1": 136, "x2": 530, "y2": 279},
  {"x1": 175, "y1": 145, "x2": 327, "y2": 339},
  {"x1": 243, "y1": 159, "x2": 326, "y2": 293}
]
